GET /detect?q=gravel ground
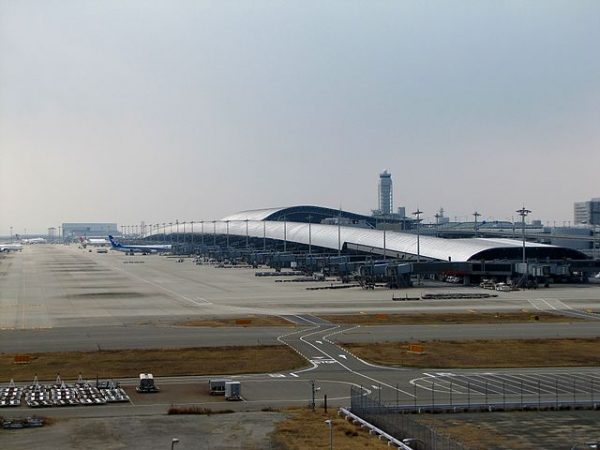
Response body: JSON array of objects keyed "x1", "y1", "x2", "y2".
[
  {"x1": 0, "y1": 412, "x2": 285, "y2": 450},
  {"x1": 417, "y1": 410, "x2": 600, "y2": 450}
]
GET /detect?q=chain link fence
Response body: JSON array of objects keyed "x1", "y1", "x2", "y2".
[{"x1": 350, "y1": 386, "x2": 468, "y2": 450}]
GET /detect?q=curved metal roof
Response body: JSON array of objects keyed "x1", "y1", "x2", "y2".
[
  {"x1": 221, "y1": 207, "x2": 287, "y2": 222},
  {"x1": 221, "y1": 205, "x2": 379, "y2": 226},
  {"x1": 151, "y1": 220, "x2": 586, "y2": 262}
]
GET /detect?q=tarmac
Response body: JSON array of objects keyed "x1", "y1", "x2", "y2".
[{"x1": 1, "y1": 245, "x2": 599, "y2": 426}]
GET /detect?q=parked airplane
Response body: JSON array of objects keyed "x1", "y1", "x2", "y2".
[
  {"x1": 0, "y1": 243, "x2": 23, "y2": 252},
  {"x1": 108, "y1": 235, "x2": 171, "y2": 254},
  {"x1": 21, "y1": 237, "x2": 46, "y2": 244},
  {"x1": 79, "y1": 237, "x2": 109, "y2": 248}
]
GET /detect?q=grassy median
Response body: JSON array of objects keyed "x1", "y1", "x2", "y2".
[
  {"x1": 272, "y1": 408, "x2": 391, "y2": 450},
  {"x1": 321, "y1": 311, "x2": 584, "y2": 325},
  {"x1": 344, "y1": 338, "x2": 600, "y2": 368},
  {"x1": 0, "y1": 346, "x2": 306, "y2": 382},
  {"x1": 177, "y1": 315, "x2": 295, "y2": 327}
]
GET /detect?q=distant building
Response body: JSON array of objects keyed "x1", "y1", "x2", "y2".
[
  {"x1": 378, "y1": 170, "x2": 393, "y2": 215},
  {"x1": 574, "y1": 198, "x2": 600, "y2": 225},
  {"x1": 372, "y1": 171, "x2": 411, "y2": 228},
  {"x1": 62, "y1": 223, "x2": 119, "y2": 239}
]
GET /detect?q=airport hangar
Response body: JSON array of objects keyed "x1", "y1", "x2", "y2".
[{"x1": 142, "y1": 205, "x2": 595, "y2": 285}]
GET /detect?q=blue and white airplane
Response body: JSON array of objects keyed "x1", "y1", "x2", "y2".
[{"x1": 108, "y1": 235, "x2": 171, "y2": 254}]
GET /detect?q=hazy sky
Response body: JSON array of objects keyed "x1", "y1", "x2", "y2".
[{"x1": 1, "y1": 1, "x2": 599, "y2": 233}]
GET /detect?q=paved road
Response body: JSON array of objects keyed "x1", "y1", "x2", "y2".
[
  {"x1": 2, "y1": 321, "x2": 599, "y2": 353},
  {"x1": 4, "y1": 320, "x2": 599, "y2": 419},
  {"x1": 2, "y1": 246, "x2": 600, "y2": 419}
]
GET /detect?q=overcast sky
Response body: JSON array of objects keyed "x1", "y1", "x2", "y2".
[{"x1": 1, "y1": 1, "x2": 599, "y2": 233}]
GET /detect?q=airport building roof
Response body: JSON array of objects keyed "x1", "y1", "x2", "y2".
[
  {"x1": 153, "y1": 205, "x2": 587, "y2": 261},
  {"x1": 221, "y1": 205, "x2": 379, "y2": 225}
]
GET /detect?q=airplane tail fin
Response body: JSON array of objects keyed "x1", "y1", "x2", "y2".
[{"x1": 108, "y1": 235, "x2": 121, "y2": 248}]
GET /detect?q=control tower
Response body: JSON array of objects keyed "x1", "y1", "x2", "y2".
[{"x1": 378, "y1": 170, "x2": 393, "y2": 215}]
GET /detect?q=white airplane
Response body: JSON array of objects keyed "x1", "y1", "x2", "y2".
[
  {"x1": 21, "y1": 237, "x2": 46, "y2": 244},
  {"x1": 0, "y1": 243, "x2": 23, "y2": 252},
  {"x1": 79, "y1": 237, "x2": 109, "y2": 247},
  {"x1": 108, "y1": 235, "x2": 171, "y2": 254}
]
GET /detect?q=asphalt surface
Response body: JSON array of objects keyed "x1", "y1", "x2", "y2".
[{"x1": 1, "y1": 245, "x2": 600, "y2": 419}]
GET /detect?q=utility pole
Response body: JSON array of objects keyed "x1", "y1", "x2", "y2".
[
  {"x1": 308, "y1": 215, "x2": 312, "y2": 255},
  {"x1": 283, "y1": 216, "x2": 287, "y2": 252},
  {"x1": 413, "y1": 209, "x2": 423, "y2": 285},
  {"x1": 473, "y1": 211, "x2": 481, "y2": 238},
  {"x1": 516, "y1": 206, "x2": 531, "y2": 265},
  {"x1": 311, "y1": 380, "x2": 320, "y2": 411},
  {"x1": 337, "y1": 207, "x2": 341, "y2": 257},
  {"x1": 226, "y1": 220, "x2": 230, "y2": 248},
  {"x1": 245, "y1": 219, "x2": 249, "y2": 249}
]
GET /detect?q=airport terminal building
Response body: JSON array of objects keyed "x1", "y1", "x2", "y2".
[
  {"x1": 62, "y1": 223, "x2": 119, "y2": 239},
  {"x1": 147, "y1": 205, "x2": 587, "y2": 263}
]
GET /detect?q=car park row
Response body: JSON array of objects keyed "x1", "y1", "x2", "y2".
[{"x1": 0, "y1": 380, "x2": 129, "y2": 408}]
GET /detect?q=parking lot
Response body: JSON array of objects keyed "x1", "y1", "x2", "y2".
[
  {"x1": 408, "y1": 370, "x2": 600, "y2": 408},
  {"x1": 1, "y1": 378, "x2": 129, "y2": 409}
]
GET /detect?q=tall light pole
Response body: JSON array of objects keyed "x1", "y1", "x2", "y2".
[
  {"x1": 308, "y1": 215, "x2": 312, "y2": 255},
  {"x1": 212, "y1": 220, "x2": 217, "y2": 246},
  {"x1": 283, "y1": 216, "x2": 287, "y2": 252},
  {"x1": 263, "y1": 221, "x2": 266, "y2": 251},
  {"x1": 226, "y1": 220, "x2": 230, "y2": 248},
  {"x1": 324, "y1": 419, "x2": 333, "y2": 450},
  {"x1": 412, "y1": 209, "x2": 423, "y2": 262},
  {"x1": 337, "y1": 207, "x2": 341, "y2": 257},
  {"x1": 9, "y1": 226, "x2": 13, "y2": 242},
  {"x1": 190, "y1": 221, "x2": 194, "y2": 247},
  {"x1": 383, "y1": 228, "x2": 387, "y2": 260},
  {"x1": 169, "y1": 222, "x2": 173, "y2": 245},
  {"x1": 311, "y1": 380, "x2": 320, "y2": 411},
  {"x1": 200, "y1": 220, "x2": 205, "y2": 246},
  {"x1": 245, "y1": 219, "x2": 249, "y2": 249},
  {"x1": 413, "y1": 209, "x2": 423, "y2": 285},
  {"x1": 162, "y1": 223, "x2": 166, "y2": 243},
  {"x1": 171, "y1": 438, "x2": 179, "y2": 450},
  {"x1": 516, "y1": 206, "x2": 531, "y2": 265},
  {"x1": 175, "y1": 220, "x2": 179, "y2": 245},
  {"x1": 473, "y1": 211, "x2": 481, "y2": 238}
]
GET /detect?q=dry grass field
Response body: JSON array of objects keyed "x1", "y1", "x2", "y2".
[
  {"x1": 272, "y1": 408, "x2": 391, "y2": 450},
  {"x1": 321, "y1": 311, "x2": 583, "y2": 325},
  {"x1": 0, "y1": 345, "x2": 306, "y2": 381},
  {"x1": 177, "y1": 315, "x2": 296, "y2": 327},
  {"x1": 344, "y1": 338, "x2": 600, "y2": 368}
]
